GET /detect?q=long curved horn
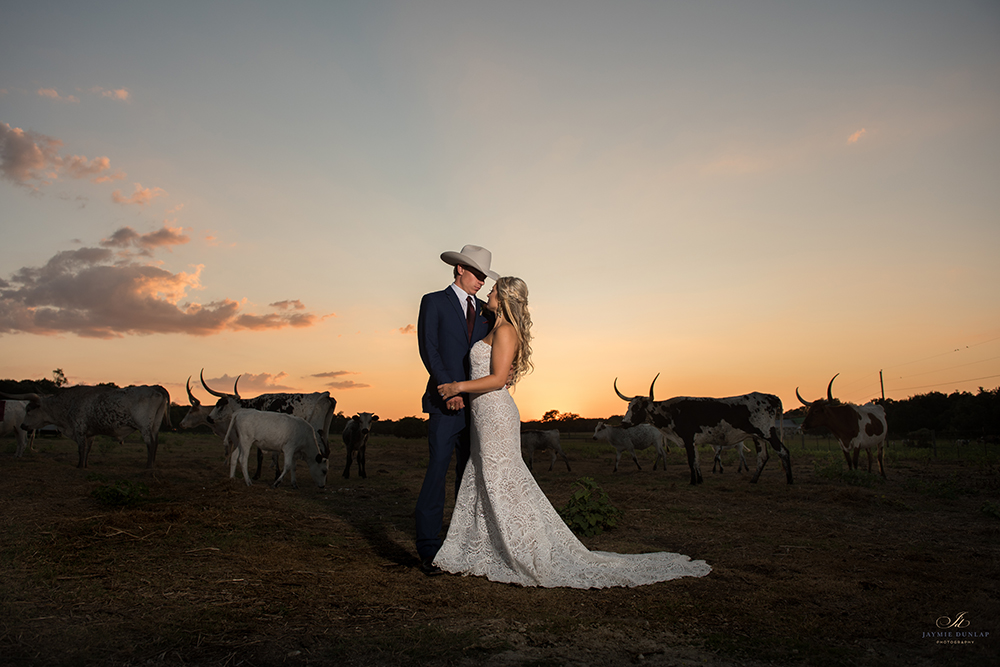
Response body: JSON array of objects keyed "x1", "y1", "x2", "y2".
[
  {"x1": 614, "y1": 378, "x2": 634, "y2": 402},
  {"x1": 185, "y1": 376, "x2": 200, "y2": 407},
  {"x1": 200, "y1": 369, "x2": 228, "y2": 397},
  {"x1": 0, "y1": 391, "x2": 41, "y2": 403},
  {"x1": 649, "y1": 373, "x2": 660, "y2": 402},
  {"x1": 233, "y1": 375, "x2": 242, "y2": 400},
  {"x1": 795, "y1": 387, "x2": 812, "y2": 407},
  {"x1": 827, "y1": 373, "x2": 840, "y2": 401}
]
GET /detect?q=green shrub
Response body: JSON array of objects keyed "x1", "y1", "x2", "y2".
[
  {"x1": 558, "y1": 477, "x2": 623, "y2": 537},
  {"x1": 91, "y1": 479, "x2": 149, "y2": 507}
]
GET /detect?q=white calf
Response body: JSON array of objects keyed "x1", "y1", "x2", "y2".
[
  {"x1": 520, "y1": 429, "x2": 571, "y2": 472},
  {"x1": 592, "y1": 422, "x2": 669, "y2": 472},
  {"x1": 224, "y1": 410, "x2": 329, "y2": 489}
]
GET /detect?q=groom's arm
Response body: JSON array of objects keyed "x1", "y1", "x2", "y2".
[{"x1": 418, "y1": 292, "x2": 465, "y2": 410}]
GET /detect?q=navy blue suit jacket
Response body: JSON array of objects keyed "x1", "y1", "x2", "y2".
[{"x1": 418, "y1": 287, "x2": 492, "y2": 414}]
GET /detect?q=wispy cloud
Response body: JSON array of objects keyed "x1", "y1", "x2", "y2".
[
  {"x1": 399, "y1": 323, "x2": 415, "y2": 334},
  {"x1": 0, "y1": 230, "x2": 319, "y2": 339},
  {"x1": 310, "y1": 370, "x2": 369, "y2": 390},
  {"x1": 37, "y1": 88, "x2": 79, "y2": 103},
  {"x1": 848, "y1": 128, "x2": 867, "y2": 144},
  {"x1": 0, "y1": 122, "x2": 123, "y2": 189},
  {"x1": 89, "y1": 86, "x2": 130, "y2": 102},
  {"x1": 112, "y1": 182, "x2": 166, "y2": 205}
]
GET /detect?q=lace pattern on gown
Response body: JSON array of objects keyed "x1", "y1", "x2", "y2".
[{"x1": 433, "y1": 340, "x2": 711, "y2": 588}]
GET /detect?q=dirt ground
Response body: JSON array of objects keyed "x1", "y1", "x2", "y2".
[{"x1": 1, "y1": 431, "x2": 997, "y2": 667}]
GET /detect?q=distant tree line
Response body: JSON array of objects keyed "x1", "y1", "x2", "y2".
[{"x1": 6, "y1": 373, "x2": 997, "y2": 440}]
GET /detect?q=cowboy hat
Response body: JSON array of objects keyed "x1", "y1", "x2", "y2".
[{"x1": 440, "y1": 244, "x2": 499, "y2": 281}]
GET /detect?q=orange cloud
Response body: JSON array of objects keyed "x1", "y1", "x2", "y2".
[
  {"x1": 100, "y1": 225, "x2": 191, "y2": 257},
  {"x1": 0, "y1": 123, "x2": 122, "y2": 189},
  {"x1": 0, "y1": 235, "x2": 319, "y2": 339},
  {"x1": 399, "y1": 323, "x2": 416, "y2": 334},
  {"x1": 102, "y1": 88, "x2": 130, "y2": 102},
  {"x1": 37, "y1": 88, "x2": 79, "y2": 103},
  {"x1": 112, "y1": 182, "x2": 167, "y2": 205},
  {"x1": 848, "y1": 128, "x2": 867, "y2": 144}
]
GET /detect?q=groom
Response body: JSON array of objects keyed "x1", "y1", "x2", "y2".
[{"x1": 415, "y1": 244, "x2": 498, "y2": 575}]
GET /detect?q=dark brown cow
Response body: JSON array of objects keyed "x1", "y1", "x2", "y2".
[{"x1": 796, "y1": 374, "x2": 888, "y2": 478}]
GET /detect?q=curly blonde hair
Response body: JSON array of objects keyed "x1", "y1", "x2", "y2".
[{"x1": 494, "y1": 276, "x2": 533, "y2": 387}]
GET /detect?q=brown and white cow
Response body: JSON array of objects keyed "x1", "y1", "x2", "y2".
[
  {"x1": 616, "y1": 375, "x2": 792, "y2": 485},
  {"x1": 796, "y1": 374, "x2": 888, "y2": 478}
]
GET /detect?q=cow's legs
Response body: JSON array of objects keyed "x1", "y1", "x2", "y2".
[
  {"x1": 749, "y1": 440, "x2": 769, "y2": 483},
  {"x1": 342, "y1": 447, "x2": 353, "y2": 479},
  {"x1": 240, "y1": 445, "x2": 254, "y2": 486},
  {"x1": 548, "y1": 450, "x2": 556, "y2": 471},
  {"x1": 76, "y1": 436, "x2": 90, "y2": 468},
  {"x1": 253, "y1": 448, "x2": 264, "y2": 480},
  {"x1": 877, "y1": 444, "x2": 886, "y2": 478},
  {"x1": 851, "y1": 447, "x2": 861, "y2": 471},
  {"x1": 559, "y1": 448, "x2": 572, "y2": 472},
  {"x1": 737, "y1": 444, "x2": 749, "y2": 473},
  {"x1": 842, "y1": 446, "x2": 854, "y2": 469},
  {"x1": 685, "y1": 445, "x2": 702, "y2": 484},
  {"x1": 712, "y1": 449, "x2": 723, "y2": 474},
  {"x1": 358, "y1": 444, "x2": 367, "y2": 479},
  {"x1": 273, "y1": 456, "x2": 297, "y2": 488},
  {"x1": 141, "y1": 427, "x2": 158, "y2": 468}
]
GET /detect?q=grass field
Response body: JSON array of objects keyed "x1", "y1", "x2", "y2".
[{"x1": 1, "y1": 430, "x2": 997, "y2": 666}]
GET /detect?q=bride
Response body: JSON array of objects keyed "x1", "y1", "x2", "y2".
[{"x1": 434, "y1": 277, "x2": 711, "y2": 588}]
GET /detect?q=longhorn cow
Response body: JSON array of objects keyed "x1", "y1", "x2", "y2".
[
  {"x1": 796, "y1": 374, "x2": 887, "y2": 478},
  {"x1": 6, "y1": 385, "x2": 170, "y2": 468},
  {"x1": 616, "y1": 375, "x2": 792, "y2": 485}
]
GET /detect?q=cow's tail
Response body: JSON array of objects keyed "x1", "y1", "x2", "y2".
[
  {"x1": 222, "y1": 414, "x2": 239, "y2": 463},
  {"x1": 161, "y1": 391, "x2": 172, "y2": 429}
]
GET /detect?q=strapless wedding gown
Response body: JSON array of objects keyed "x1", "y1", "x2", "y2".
[{"x1": 433, "y1": 340, "x2": 711, "y2": 588}]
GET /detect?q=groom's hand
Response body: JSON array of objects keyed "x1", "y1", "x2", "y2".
[{"x1": 446, "y1": 396, "x2": 465, "y2": 411}]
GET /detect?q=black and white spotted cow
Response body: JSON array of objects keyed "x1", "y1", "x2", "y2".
[
  {"x1": 616, "y1": 375, "x2": 792, "y2": 485},
  {"x1": 342, "y1": 412, "x2": 378, "y2": 479},
  {"x1": 8, "y1": 385, "x2": 171, "y2": 468},
  {"x1": 796, "y1": 374, "x2": 888, "y2": 477}
]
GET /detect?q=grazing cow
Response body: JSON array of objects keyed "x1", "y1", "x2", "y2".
[
  {"x1": 199, "y1": 370, "x2": 336, "y2": 477},
  {"x1": 616, "y1": 375, "x2": 792, "y2": 485},
  {"x1": 7, "y1": 385, "x2": 170, "y2": 468},
  {"x1": 342, "y1": 412, "x2": 378, "y2": 479},
  {"x1": 180, "y1": 377, "x2": 280, "y2": 479},
  {"x1": 1, "y1": 400, "x2": 30, "y2": 457},
  {"x1": 521, "y1": 429, "x2": 571, "y2": 472},
  {"x1": 796, "y1": 374, "x2": 888, "y2": 478},
  {"x1": 592, "y1": 422, "x2": 668, "y2": 472},
  {"x1": 711, "y1": 441, "x2": 749, "y2": 474},
  {"x1": 224, "y1": 409, "x2": 329, "y2": 488}
]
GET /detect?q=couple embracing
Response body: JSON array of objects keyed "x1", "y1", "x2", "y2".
[{"x1": 414, "y1": 245, "x2": 710, "y2": 589}]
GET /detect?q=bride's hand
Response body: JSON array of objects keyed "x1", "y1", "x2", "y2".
[{"x1": 438, "y1": 382, "x2": 461, "y2": 400}]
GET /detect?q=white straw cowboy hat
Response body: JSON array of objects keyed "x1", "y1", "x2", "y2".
[{"x1": 440, "y1": 244, "x2": 499, "y2": 281}]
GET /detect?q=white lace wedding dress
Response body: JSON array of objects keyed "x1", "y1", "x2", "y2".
[{"x1": 433, "y1": 340, "x2": 711, "y2": 588}]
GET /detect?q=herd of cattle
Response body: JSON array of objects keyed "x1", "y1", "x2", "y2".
[{"x1": 1, "y1": 371, "x2": 889, "y2": 487}]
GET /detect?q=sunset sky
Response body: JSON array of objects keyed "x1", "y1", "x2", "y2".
[{"x1": 2, "y1": 1, "x2": 998, "y2": 422}]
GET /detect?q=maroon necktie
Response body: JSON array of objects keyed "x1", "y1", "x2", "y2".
[{"x1": 466, "y1": 296, "x2": 476, "y2": 340}]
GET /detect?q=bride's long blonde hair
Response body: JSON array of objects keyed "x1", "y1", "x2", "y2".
[{"x1": 494, "y1": 276, "x2": 533, "y2": 387}]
